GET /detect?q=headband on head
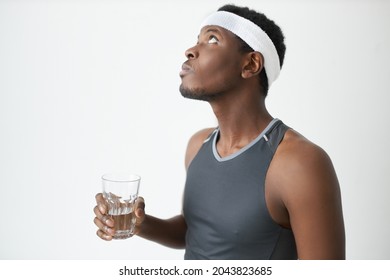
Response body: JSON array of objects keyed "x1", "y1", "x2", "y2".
[{"x1": 200, "y1": 11, "x2": 280, "y2": 87}]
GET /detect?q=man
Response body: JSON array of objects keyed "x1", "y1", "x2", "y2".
[{"x1": 93, "y1": 4, "x2": 345, "y2": 260}]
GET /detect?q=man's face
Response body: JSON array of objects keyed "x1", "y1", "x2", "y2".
[{"x1": 179, "y1": 26, "x2": 244, "y2": 101}]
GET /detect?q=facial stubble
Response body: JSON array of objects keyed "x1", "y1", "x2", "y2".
[{"x1": 179, "y1": 84, "x2": 220, "y2": 102}]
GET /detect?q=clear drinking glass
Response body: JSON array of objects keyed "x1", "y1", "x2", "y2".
[{"x1": 101, "y1": 173, "x2": 141, "y2": 239}]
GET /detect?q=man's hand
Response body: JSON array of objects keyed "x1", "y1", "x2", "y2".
[{"x1": 93, "y1": 193, "x2": 145, "y2": 240}]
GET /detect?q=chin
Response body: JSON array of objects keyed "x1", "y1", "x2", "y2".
[{"x1": 179, "y1": 84, "x2": 218, "y2": 102}]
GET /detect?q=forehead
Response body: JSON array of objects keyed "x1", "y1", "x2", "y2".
[{"x1": 199, "y1": 25, "x2": 237, "y2": 40}]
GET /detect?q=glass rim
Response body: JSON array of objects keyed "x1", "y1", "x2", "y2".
[{"x1": 101, "y1": 173, "x2": 141, "y2": 183}]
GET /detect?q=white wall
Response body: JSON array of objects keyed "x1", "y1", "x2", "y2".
[{"x1": 0, "y1": 0, "x2": 389, "y2": 260}]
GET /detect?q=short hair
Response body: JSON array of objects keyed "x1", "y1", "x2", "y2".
[{"x1": 218, "y1": 4, "x2": 286, "y2": 96}]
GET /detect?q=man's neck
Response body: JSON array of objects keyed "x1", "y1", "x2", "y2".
[{"x1": 209, "y1": 92, "x2": 273, "y2": 157}]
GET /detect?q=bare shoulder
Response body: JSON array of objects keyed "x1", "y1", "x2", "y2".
[
  {"x1": 184, "y1": 127, "x2": 216, "y2": 170},
  {"x1": 267, "y1": 128, "x2": 345, "y2": 259},
  {"x1": 270, "y1": 128, "x2": 340, "y2": 206},
  {"x1": 275, "y1": 129, "x2": 333, "y2": 171}
]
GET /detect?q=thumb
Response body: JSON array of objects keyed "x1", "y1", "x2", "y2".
[{"x1": 134, "y1": 196, "x2": 145, "y2": 218}]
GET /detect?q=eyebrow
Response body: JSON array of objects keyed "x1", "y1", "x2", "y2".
[{"x1": 205, "y1": 28, "x2": 222, "y2": 35}]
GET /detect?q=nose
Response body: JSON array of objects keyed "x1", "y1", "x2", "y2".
[{"x1": 185, "y1": 44, "x2": 198, "y2": 59}]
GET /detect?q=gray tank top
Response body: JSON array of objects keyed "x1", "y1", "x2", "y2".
[{"x1": 183, "y1": 119, "x2": 297, "y2": 259}]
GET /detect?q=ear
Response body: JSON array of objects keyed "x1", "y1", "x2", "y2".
[{"x1": 241, "y1": 52, "x2": 263, "y2": 79}]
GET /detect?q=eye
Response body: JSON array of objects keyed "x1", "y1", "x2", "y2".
[{"x1": 208, "y1": 35, "x2": 218, "y2": 44}]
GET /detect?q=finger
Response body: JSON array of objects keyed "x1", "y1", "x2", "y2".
[
  {"x1": 135, "y1": 209, "x2": 145, "y2": 225},
  {"x1": 96, "y1": 229, "x2": 113, "y2": 241},
  {"x1": 134, "y1": 197, "x2": 145, "y2": 221},
  {"x1": 135, "y1": 196, "x2": 145, "y2": 209},
  {"x1": 135, "y1": 196, "x2": 145, "y2": 216},
  {"x1": 95, "y1": 193, "x2": 108, "y2": 214},
  {"x1": 95, "y1": 193, "x2": 105, "y2": 203},
  {"x1": 93, "y1": 205, "x2": 106, "y2": 220},
  {"x1": 93, "y1": 206, "x2": 114, "y2": 227},
  {"x1": 94, "y1": 216, "x2": 115, "y2": 236}
]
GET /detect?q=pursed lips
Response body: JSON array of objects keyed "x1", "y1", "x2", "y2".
[{"x1": 179, "y1": 63, "x2": 193, "y2": 77}]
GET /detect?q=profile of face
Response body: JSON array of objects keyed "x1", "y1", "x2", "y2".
[{"x1": 179, "y1": 26, "x2": 245, "y2": 101}]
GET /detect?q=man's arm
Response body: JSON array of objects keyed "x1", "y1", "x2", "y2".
[
  {"x1": 136, "y1": 214, "x2": 187, "y2": 249},
  {"x1": 267, "y1": 130, "x2": 345, "y2": 259}
]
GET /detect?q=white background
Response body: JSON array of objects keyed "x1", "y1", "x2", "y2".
[{"x1": 0, "y1": 0, "x2": 389, "y2": 260}]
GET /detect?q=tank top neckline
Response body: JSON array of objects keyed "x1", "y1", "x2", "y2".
[{"x1": 212, "y1": 118, "x2": 280, "y2": 162}]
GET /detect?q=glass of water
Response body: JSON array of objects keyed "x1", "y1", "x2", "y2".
[{"x1": 101, "y1": 173, "x2": 141, "y2": 239}]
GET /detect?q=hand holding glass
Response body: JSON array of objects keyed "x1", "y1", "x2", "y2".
[{"x1": 101, "y1": 173, "x2": 141, "y2": 239}]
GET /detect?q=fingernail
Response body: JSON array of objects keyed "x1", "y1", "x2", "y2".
[
  {"x1": 104, "y1": 225, "x2": 114, "y2": 234},
  {"x1": 136, "y1": 208, "x2": 144, "y2": 217},
  {"x1": 104, "y1": 234, "x2": 113, "y2": 241},
  {"x1": 99, "y1": 204, "x2": 106, "y2": 213},
  {"x1": 106, "y1": 218, "x2": 114, "y2": 227}
]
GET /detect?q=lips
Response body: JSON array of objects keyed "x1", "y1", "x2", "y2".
[{"x1": 179, "y1": 62, "x2": 193, "y2": 77}]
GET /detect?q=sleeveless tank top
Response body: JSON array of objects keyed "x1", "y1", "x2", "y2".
[{"x1": 183, "y1": 119, "x2": 297, "y2": 259}]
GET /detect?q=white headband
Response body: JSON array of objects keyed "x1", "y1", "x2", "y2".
[{"x1": 200, "y1": 11, "x2": 280, "y2": 87}]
